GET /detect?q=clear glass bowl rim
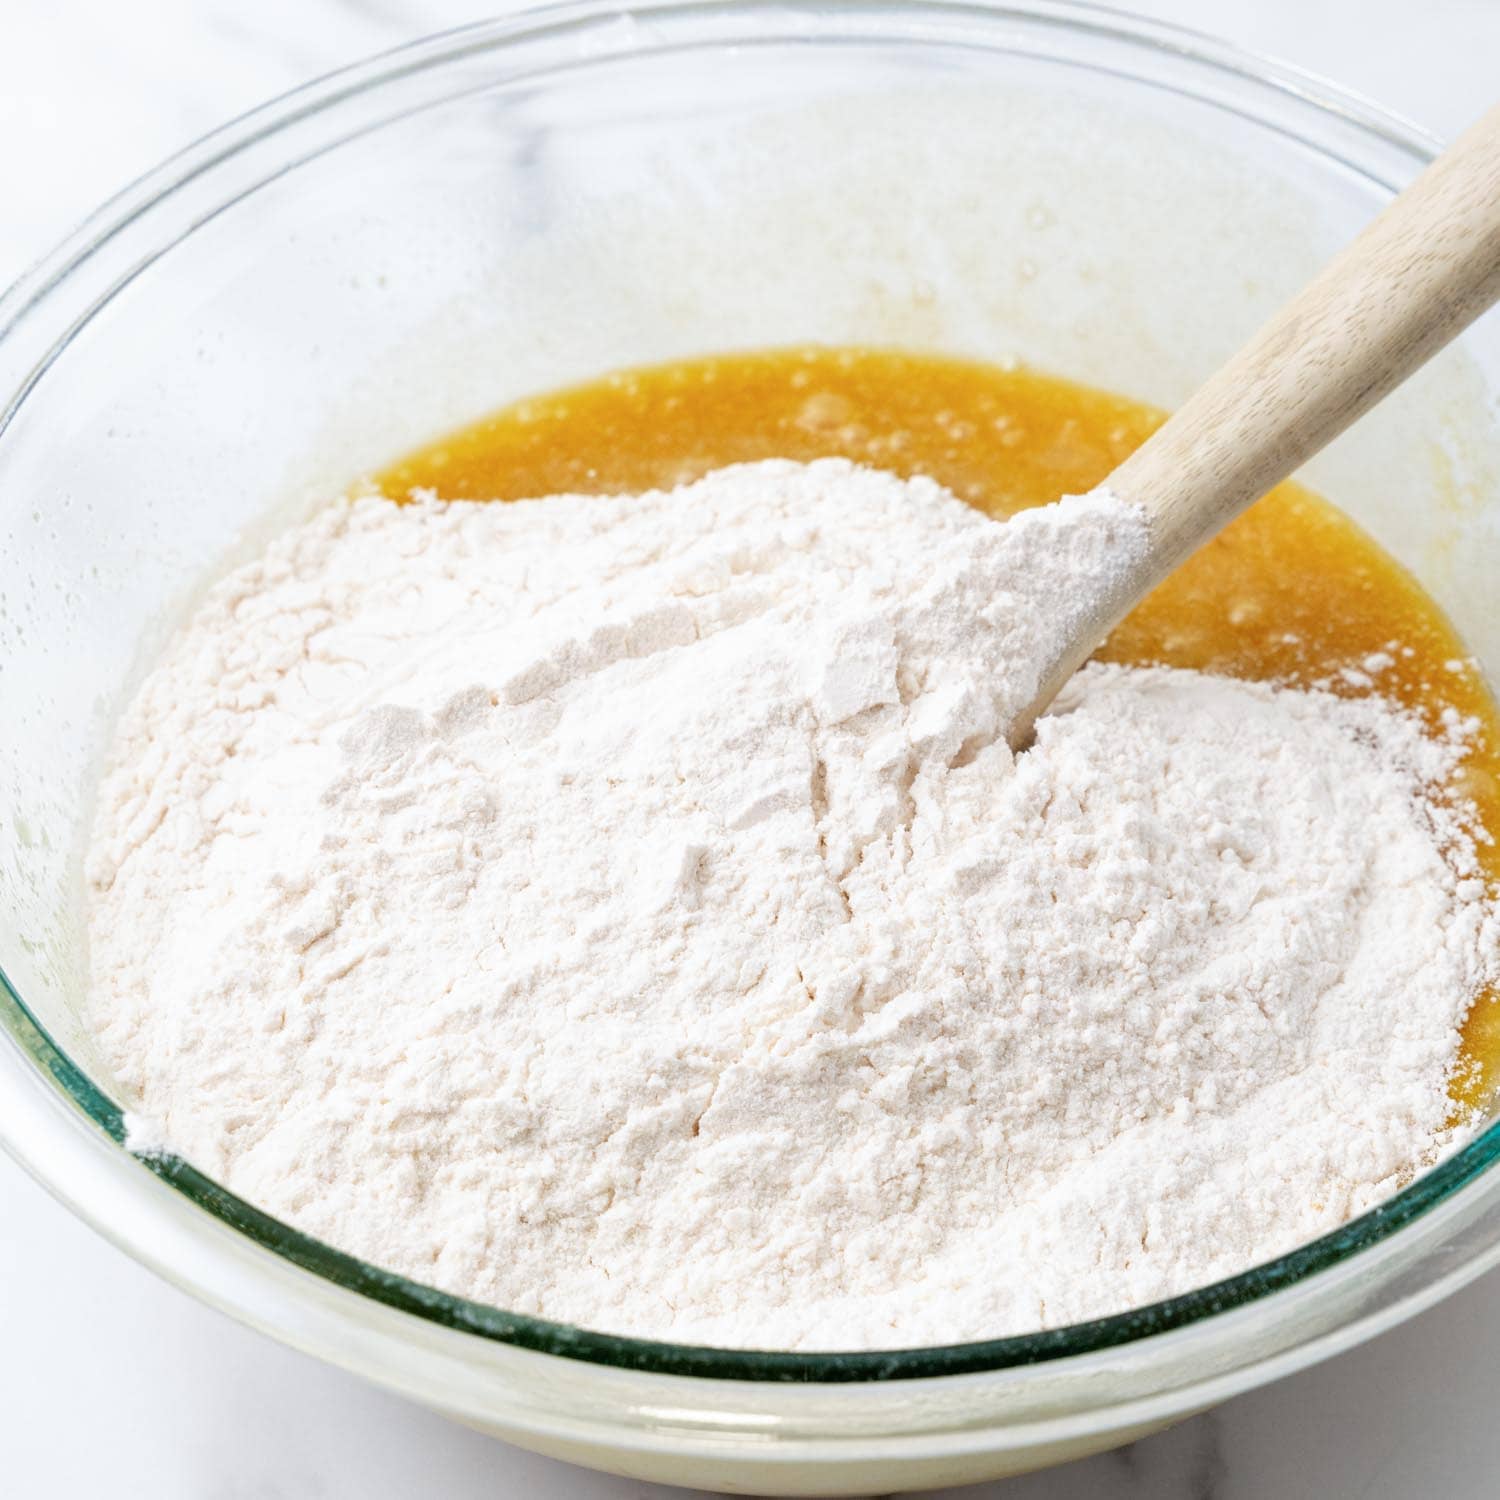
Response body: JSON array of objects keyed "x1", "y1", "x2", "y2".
[{"x1": 0, "y1": 0, "x2": 1493, "y2": 1386}]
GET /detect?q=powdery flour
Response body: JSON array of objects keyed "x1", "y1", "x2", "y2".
[{"x1": 87, "y1": 458, "x2": 1498, "y2": 1349}]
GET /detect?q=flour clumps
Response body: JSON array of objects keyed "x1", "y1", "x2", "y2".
[{"x1": 86, "y1": 458, "x2": 1498, "y2": 1349}]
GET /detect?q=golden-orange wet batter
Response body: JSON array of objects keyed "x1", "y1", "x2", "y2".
[{"x1": 379, "y1": 346, "x2": 1500, "y2": 1107}]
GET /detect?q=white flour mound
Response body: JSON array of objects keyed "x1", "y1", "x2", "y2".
[{"x1": 87, "y1": 458, "x2": 1498, "y2": 1349}]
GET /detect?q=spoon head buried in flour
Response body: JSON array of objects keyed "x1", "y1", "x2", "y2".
[{"x1": 995, "y1": 486, "x2": 1151, "y2": 751}]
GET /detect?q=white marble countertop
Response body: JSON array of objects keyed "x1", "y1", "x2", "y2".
[{"x1": 4, "y1": 3, "x2": 1499, "y2": 1496}]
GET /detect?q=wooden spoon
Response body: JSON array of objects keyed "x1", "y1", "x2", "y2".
[{"x1": 1010, "y1": 104, "x2": 1500, "y2": 749}]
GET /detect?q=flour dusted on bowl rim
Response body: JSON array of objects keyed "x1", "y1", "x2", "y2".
[{"x1": 85, "y1": 458, "x2": 1499, "y2": 1350}]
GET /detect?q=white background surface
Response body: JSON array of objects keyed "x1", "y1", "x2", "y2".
[{"x1": 3, "y1": 3, "x2": 1499, "y2": 1496}]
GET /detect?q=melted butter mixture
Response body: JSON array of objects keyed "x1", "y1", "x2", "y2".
[{"x1": 379, "y1": 346, "x2": 1500, "y2": 1107}]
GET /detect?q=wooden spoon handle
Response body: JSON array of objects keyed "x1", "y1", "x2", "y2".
[
  {"x1": 1108, "y1": 103, "x2": 1500, "y2": 584},
  {"x1": 1007, "y1": 105, "x2": 1500, "y2": 751}
]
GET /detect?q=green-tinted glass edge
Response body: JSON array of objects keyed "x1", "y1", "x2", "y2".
[{"x1": 7, "y1": 958, "x2": 1500, "y2": 1383}]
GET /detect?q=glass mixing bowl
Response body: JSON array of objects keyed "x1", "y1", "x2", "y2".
[{"x1": 3, "y1": 1, "x2": 1499, "y2": 1491}]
